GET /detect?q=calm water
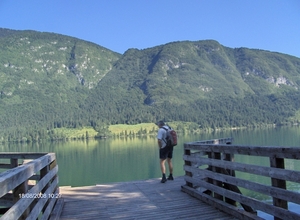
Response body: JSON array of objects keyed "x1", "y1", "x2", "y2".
[
  {"x1": 1, "y1": 126, "x2": 299, "y2": 187},
  {"x1": 1, "y1": 126, "x2": 300, "y2": 219}
]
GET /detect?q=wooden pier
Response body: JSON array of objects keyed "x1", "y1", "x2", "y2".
[
  {"x1": 0, "y1": 153, "x2": 59, "y2": 220},
  {"x1": 183, "y1": 138, "x2": 300, "y2": 220},
  {"x1": 1, "y1": 137, "x2": 300, "y2": 220},
  {"x1": 58, "y1": 176, "x2": 234, "y2": 220}
]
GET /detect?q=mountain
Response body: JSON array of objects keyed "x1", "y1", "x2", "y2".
[
  {"x1": 102, "y1": 41, "x2": 300, "y2": 103},
  {"x1": 84, "y1": 40, "x2": 300, "y2": 125},
  {"x1": 0, "y1": 28, "x2": 120, "y2": 138},
  {"x1": 0, "y1": 28, "x2": 300, "y2": 141}
]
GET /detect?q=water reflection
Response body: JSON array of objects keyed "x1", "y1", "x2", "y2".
[{"x1": 1, "y1": 126, "x2": 300, "y2": 188}]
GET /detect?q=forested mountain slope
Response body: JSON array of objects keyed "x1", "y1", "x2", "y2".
[
  {"x1": 1, "y1": 28, "x2": 300, "y2": 141},
  {"x1": 85, "y1": 40, "x2": 300, "y2": 125}
]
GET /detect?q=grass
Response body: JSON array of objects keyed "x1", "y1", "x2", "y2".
[
  {"x1": 108, "y1": 123, "x2": 157, "y2": 135},
  {"x1": 53, "y1": 121, "x2": 203, "y2": 139},
  {"x1": 108, "y1": 121, "x2": 202, "y2": 135}
]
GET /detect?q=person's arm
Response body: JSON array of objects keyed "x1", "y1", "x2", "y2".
[
  {"x1": 158, "y1": 139, "x2": 163, "y2": 148},
  {"x1": 157, "y1": 128, "x2": 163, "y2": 148}
]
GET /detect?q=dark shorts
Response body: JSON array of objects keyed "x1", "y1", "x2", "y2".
[{"x1": 159, "y1": 146, "x2": 173, "y2": 159}]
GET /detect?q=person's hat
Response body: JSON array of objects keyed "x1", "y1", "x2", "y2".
[{"x1": 156, "y1": 121, "x2": 165, "y2": 126}]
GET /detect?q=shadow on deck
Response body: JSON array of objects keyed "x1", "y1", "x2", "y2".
[{"x1": 58, "y1": 176, "x2": 235, "y2": 220}]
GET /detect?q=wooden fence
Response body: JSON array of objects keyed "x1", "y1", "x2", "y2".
[
  {"x1": 182, "y1": 138, "x2": 300, "y2": 220},
  {"x1": 0, "y1": 153, "x2": 60, "y2": 220}
]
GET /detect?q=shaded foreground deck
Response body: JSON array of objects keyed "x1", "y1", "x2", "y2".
[{"x1": 58, "y1": 176, "x2": 235, "y2": 220}]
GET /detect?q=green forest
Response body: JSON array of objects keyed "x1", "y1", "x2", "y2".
[{"x1": 1, "y1": 28, "x2": 300, "y2": 142}]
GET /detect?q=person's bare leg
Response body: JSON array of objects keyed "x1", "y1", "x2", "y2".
[
  {"x1": 167, "y1": 158, "x2": 174, "y2": 180},
  {"x1": 160, "y1": 159, "x2": 167, "y2": 183},
  {"x1": 167, "y1": 158, "x2": 173, "y2": 174},
  {"x1": 160, "y1": 159, "x2": 166, "y2": 174}
]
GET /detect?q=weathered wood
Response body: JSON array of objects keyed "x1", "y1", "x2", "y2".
[
  {"x1": 223, "y1": 152, "x2": 236, "y2": 205},
  {"x1": 185, "y1": 175, "x2": 256, "y2": 211},
  {"x1": 220, "y1": 167, "x2": 254, "y2": 212},
  {"x1": 211, "y1": 152, "x2": 223, "y2": 200},
  {"x1": 0, "y1": 153, "x2": 59, "y2": 220},
  {"x1": 184, "y1": 176, "x2": 300, "y2": 220},
  {"x1": 26, "y1": 177, "x2": 59, "y2": 220},
  {"x1": 183, "y1": 138, "x2": 300, "y2": 220},
  {"x1": 0, "y1": 153, "x2": 46, "y2": 159},
  {"x1": 192, "y1": 137, "x2": 233, "y2": 145},
  {"x1": 47, "y1": 197, "x2": 63, "y2": 220},
  {"x1": 184, "y1": 144, "x2": 300, "y2": 159},
  {"x1": 59, "y1": 176, "x2": 235, "y2": 220},
  {"x1": 183, "y1": 155, "x2": 300, "y2": 183},
  {"x1": 1, "y1": 166, "x2": 58, "y2": 219},
  {"x1": 184, "y1": 165, "x2": 300, "y2": 204},
  {"x1": 40, "y1": 162, "x2": 50, "y2": 214},
  {"x1": 181, "y1": 185, "x2": 263, "y2": 220},
  {"x1": 0, "y1": 153, "x2": 56, "y2": 198},
  {"x1": 10, "y1": 158, "x2": 18, "y2": 168},
  {"x1": 270, "y1": 157, "x2": 287, "y2": 220},
  {"x1": 183, "y1": 147, "x2": 193, "y2": 187}
]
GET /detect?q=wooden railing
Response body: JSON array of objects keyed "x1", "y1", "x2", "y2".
[
  {"x1": 182, "y1": 138, "x2": 300, "y2": 220},
  {"x1": 0, "y1": 153, "x2": 60, "y2": 220}
]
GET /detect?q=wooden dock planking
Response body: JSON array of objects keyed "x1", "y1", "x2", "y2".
[{"x1": 59, "y1": 176, "x2": 235, "y2": 219}]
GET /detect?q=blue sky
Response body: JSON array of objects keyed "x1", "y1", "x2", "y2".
[{"x1": 0, "y1": 0, "x2": 299, "y2": 58}]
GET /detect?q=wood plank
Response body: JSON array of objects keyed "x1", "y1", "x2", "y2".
[
  {"x1": 184, "y1": 165, "x2": 300, "y2": 204},
  {"x1": 1, "y1": 166, "x2": 58, "y2": 220},
  {"x1": 184, "y1": 176, "x2": 300, "y2": 220},
  {"x1": 59, "y1": 176, "x2": 236, "y2": 219},
  {"x1": 181, "y1": 185, "x2": 263, "y2": 220},
  {"x1": 42, "y1": 189, "x2": 61, "y2": 220},
  {"x1": 187, "y1": 137, "x2": 233, "y2": 145},
  {"x1": 0, "y1": 153, "x2": 46, "y2": 159},
  {"x1": 0, "y1": 153, "x2": 56, "y2": 197},
  {"x1": 184, "y1": 144, "x2": 300, "y2": 159},
  {"x1": 183, "y1": 155, "x2": 300, "y2": 183},
  {"x1": 270, "y1": 156, "x2": 288, "y2": 217},
  {"x1": 26, "y1": 177, "x2": 59, "y2": 220}
]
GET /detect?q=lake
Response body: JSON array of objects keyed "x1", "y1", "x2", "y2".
[
  {"x1": 1, "y1": 126, "x2": 299, "y2": 187},
  {"x1": 1, "y1": 126, "x2": 300, "y2": 219}
]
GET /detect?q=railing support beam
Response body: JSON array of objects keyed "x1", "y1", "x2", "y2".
[{"x1": 269, "y1": 157, "x2": 287, "y2": 220}]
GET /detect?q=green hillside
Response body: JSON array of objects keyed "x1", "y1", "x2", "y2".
[
  {"x1": 0, "y1": 28, "x2": 300, "y2": 142},
  {"x1": 0, "y1": 28, "x2": 120, "y2": 141}
]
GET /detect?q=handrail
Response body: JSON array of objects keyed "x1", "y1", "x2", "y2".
[
  {"x1": 182, "y1": 138, "x2": 300, "y2": 220},
  {"x1": 0, "y1": 153, "x2": 60, "y2": 220}
]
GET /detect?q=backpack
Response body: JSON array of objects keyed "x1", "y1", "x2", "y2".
[{"x1": 161, "y1": 126, "x2": 177, "y2": 147}]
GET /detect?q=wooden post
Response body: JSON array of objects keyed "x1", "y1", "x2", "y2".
[
  {"x1": 270, "y1": 157, "x2": 287, "y2": 220},
  {"x1": 10, "y1": 158, "x2": 18, "y2": 168},
  {"x1": 184, "y1": 147, "x2": 193, "y2": 187},
  {"x1": 223, "y1": 141, "x2": 236, "y2": 206},
  {"x1": 212, "y1": 152, "x2": 223, "y2": 200},
  {"x1": 11, "y1": 158, "x2": 30, "y2": 219},
  {"x1": 223, "y1": 153, "x2": 236, "y2": 206},
  {"x1": 50, "y1": 159, "x2": 58, "y2": 192},
  {"x1": 41, "y1": 165, "x2": 50, "y2": 191},
  {"x1": 40, "y1": 164, "x2": 50, "y2": 214},
  {"x1": 206, "y1": 152, "x2": 213, "y2": 195},
  {"x1": 210, "y1": 140, "x2": 223, "y2": 200}
]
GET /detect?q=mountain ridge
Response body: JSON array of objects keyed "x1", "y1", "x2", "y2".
[{"x1": 0, "y1": 28, "x2": 300, "y2": 141}]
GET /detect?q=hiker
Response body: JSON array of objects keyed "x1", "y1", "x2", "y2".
[{"x1": 156, "y1": 121, "x2": 174, "y2": 183}]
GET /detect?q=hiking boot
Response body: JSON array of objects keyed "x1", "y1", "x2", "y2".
[
  {"x1": 161, "y1": 175, "x2": 167, "y2": 183},
  {"x1": 167, "y1": 175, "x2": 174, "y2": 180}
]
